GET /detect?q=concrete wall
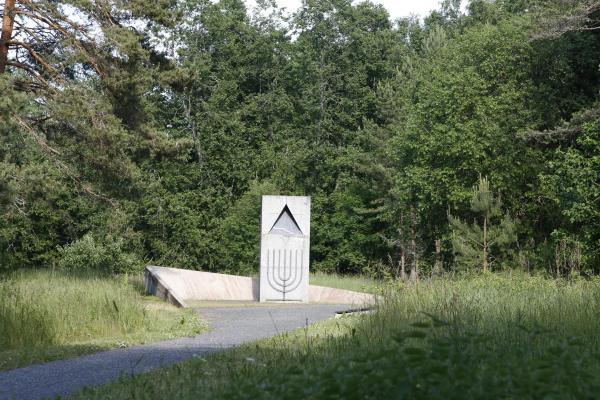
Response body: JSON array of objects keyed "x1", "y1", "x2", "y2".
[
  {"x1": 308, "y1": 285, "x2": 376, "y2": 305},
  {"x1": 145, "y1": 266, "x2": 376, "y2": 307},
  {"x1": 145, "y1": 266, "x2": 257, "y2": 307}
]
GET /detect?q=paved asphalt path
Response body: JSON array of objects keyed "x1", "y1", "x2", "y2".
[{"x1": 0, "y1": 304, "x2": 353, "y2": 400}]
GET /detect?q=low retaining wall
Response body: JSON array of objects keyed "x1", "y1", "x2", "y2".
[{"x1": 145, "y1": 266, "x2": 376, "y2": 307}]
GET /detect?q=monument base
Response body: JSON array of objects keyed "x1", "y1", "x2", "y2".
[{"x1": 145, "y1": 266, "x2": 377, "y2": 308}]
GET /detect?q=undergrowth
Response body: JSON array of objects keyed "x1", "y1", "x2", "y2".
[{"x1": 73, "y1": 272, "x2": 600, "y2": 399}]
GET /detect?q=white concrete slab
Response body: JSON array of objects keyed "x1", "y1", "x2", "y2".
[{"x1": 145, "y1": 266, "x2": 376, "y2": 307}]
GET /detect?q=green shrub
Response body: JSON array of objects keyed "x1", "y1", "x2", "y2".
[{"x1": 57, "y1": 234, "x2": 141, "y2": 274}]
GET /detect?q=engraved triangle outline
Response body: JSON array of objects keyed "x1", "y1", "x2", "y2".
[{"x1": 269, "y1": 204, "x2": 302, "y2": 235}]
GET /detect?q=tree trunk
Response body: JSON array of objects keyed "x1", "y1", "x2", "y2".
[
  {"x1": 0, "y1": 0, "x2": 16, "y2": 73},
  {"x1": 434, "y1": 238, "x2": 442, "y2": 274},
  {"x1": 482, "y1": 215, "x2": 488, "y2": 272},
  {"x1": 409, "y1": 209, "x2": 419, "y2": 281},
  {"x1": 317, "y1": 51, "x2": 325, "y2": 142},
  {"x1": 555, "y1": 240, "x2": 562, "y2": 277},
  {"x1": 183, "y1": 93, "x2": 203, "y2": 165},
  {"x1": 410, "y1": 239, "x2": 419, "y2": 281},
  {"x1": 399, "y1": 245, "x2": 406, "y2": 280}
]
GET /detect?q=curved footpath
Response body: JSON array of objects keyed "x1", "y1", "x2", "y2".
[{"x1": 0, "y1": 304, "x2": 353, "y2": 400}]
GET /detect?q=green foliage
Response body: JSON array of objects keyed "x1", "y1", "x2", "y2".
[
  {"x1": 449, "y1": 177, "x2": 517, "y2": 271},
  {"x1": 1, "y1": 0, "x2": 600, "y2": 275},
  {"x1": 74, "y1": 274, "x2": 600, "y2": 399},
  {"x1": 57, "y1": 234, "x2": 142, "y2": 274},
  {"x1": 540, "y1": 104, "x2": 600, "y2": 272},
  {"x1": 216, "y1": 180, "x2": 279, "y2": 275},
  {"x1": 0, "y1": 159, "x2": 85, "y2": 271}
]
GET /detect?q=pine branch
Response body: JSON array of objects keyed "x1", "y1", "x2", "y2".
[
  {"x1": 13, "y1": 112, "x2": 118, "y2": 208},
  {"x1": 6, "y1": 60, "x2": 49, "y2": 86},
  {"x1": 13, "y1": 112, "x2": 61, "y2": 155},
  {"x1": 7, "y1": 39, "x2": 58, "y2": 74},
  {"x1": 14, "y1": 8, "x2": 103, "y2": 76}
]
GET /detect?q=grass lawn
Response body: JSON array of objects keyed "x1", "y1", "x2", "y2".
[
  {"x1": 0, "y1": 270, "x2": 205, "y2": 371},
  {"x1": 72, "y1": 272, "x2": 600, "y2": 399}
]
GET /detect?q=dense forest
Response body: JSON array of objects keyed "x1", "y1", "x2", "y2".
[{"x1": 0, "y1": 0, "x2": 598, "y2": 277}]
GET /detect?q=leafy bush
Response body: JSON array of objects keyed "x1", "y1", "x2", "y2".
[{"x1": 57, "y1": 234, "x2": 141, "y2": 274}]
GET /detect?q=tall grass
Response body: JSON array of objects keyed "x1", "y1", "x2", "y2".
[
  {"x1": 74, "y1": 272, "x2": 600, "y2": 399},
  {"x1": 0, "y1": 270, "x2": 203, "y2": 370},
  {"x1": 386, "y1": 273, "x2": 600, "y2": 345},
  {"x1": 309, "y1": 271, "x2": 379, "y2": 293}
]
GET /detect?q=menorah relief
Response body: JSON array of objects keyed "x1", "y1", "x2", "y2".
[
  {"x1": 266, "y1": 249, "x2": 304, "y2": 301},
  {"x1": 260, "y1": 195, "x2": 310, "y2": 303}
]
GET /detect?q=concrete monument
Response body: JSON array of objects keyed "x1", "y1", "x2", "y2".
[
  {"x1": 145, "y1": 265, "x2": 377, "y2": 306},
  {"x1": 259, "y1": 195, "x2": 310, "y2": 302}
]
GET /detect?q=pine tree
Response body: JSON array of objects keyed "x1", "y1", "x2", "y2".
[{"x1": 449, "y1": 177, "x2": 517, "y2": 271}]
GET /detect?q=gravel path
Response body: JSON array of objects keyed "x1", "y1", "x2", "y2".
[{"x1": 0, "y1": 304, "x2": 352, "y2": 400}]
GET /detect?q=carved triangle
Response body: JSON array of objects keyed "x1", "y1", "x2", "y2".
[{"x1": 269, "y1": 205, "x2": 302, "y2": 235}]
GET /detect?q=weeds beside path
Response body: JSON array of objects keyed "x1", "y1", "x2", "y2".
[
  {"x1": 0, "y1": 270, "x2": 204, "y2": 371},
  {"x1": 73, "y1": 273, "x2": 600, "y2": 400},
  {"x1": 0, "y1": 304, "x2": 351, "y2": 400}
]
